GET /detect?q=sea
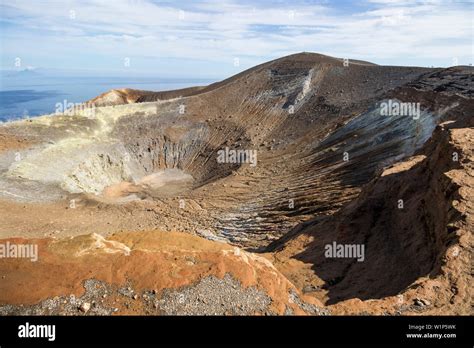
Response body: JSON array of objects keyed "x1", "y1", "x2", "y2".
[{"x1": 0, "y1": 71, "x2": 215, "y2": 122}]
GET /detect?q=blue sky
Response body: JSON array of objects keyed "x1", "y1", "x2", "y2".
[{"x1": 0, "y1": 0, "x2": 472, "y2": 78}]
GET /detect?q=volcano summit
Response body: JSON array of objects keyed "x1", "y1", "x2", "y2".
[{"x1": 0, "y1": 53, "x2": 472, "y2": 316}]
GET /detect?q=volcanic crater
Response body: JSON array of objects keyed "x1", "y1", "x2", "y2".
[{"x1": 0, "y1": 53, "x2": 472, "y2": 315}]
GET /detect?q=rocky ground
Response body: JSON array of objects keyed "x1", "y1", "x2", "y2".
[
  {"x1": 0, "y1": 52, "x2": 472, "y2": 315},
  {"x1": 0, "y1": 231, "x2": 323, "y2": 315}
]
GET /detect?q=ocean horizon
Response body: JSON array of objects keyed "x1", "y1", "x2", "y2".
[{"x1": 0, "y1": 72, "x2": 215, "y2": 122}]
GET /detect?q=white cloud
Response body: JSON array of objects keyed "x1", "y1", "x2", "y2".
[{"x1": 1, "y1": 0, "x2": 472, "y2": 75}]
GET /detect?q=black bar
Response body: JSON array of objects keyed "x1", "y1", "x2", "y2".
[{"x1": 0, "y1": 315, "x2": 472, "y2": 346}]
